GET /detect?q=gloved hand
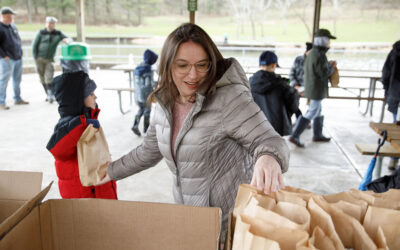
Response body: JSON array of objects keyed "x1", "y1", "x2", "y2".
[{"x1": 86, "y1": 119, "x2": 100, "y2": 128}]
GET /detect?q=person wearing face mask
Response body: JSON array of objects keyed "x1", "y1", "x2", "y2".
[
  {"x1": 46, "y1": 71, "x2": 117, "y2": 199},
  {"x1": 0, "y1": 7, "x2": 28, "y2": 110},
  {"x1": 289, "y1": 28, "x2": 337, "y2": 148},
  {"x1": 32, "y1": 16, "x2": 70, "y2": 103},
  {"x1": 95, "y1": 23, "x2": 289, "y2": 248}
]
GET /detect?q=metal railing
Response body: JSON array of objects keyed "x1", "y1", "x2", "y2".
[{"x1": 22, "y1": 44, "x2": 389, "y2": 72}]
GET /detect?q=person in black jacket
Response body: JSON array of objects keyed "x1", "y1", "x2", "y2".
[
  {"x1": 249, "y1": 51, "x2": 299, "y2": 136},
  {"x1": 0, "y1": 7, "x2": 28, "y2": 110},
  {"x1": 382, "y1": 40, "x2": 400, "y2": 170}
]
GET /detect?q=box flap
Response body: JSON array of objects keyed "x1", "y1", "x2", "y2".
[
  {"x1": 41, "y1": 199, "x2": 221, "y2": 250},
  {"x1": 0, "y1": 170, "x2": 42, "y2": 200},
  {"x1": 0, "y1": 182, "x2": 52, "y2": 240}
]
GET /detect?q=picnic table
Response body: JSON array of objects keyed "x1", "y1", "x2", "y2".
[
  {"x1": 370, "y1": 122, "x2": 400, "y2": 151},
  {"x1": 110, "y1": 64, "x2": 136, "y2": 105}
]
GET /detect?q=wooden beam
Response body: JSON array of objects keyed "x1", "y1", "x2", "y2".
[
  {"x1": 75, "y1": 0, "x2": 85, "y2": 42},
  {"x1": 312, "y1": 0, "x2": 322, "y2": 42},
  {"x1": 189, "y1": 11, "x2": 195, "y2": 24}
]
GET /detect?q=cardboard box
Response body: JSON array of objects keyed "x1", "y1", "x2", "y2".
[
  {"x1": 0, "y1": 170, "x2": 42, "y2": 224},
  {"x1": 0, "y1": 182, "x2": 221, "y2": 250}
]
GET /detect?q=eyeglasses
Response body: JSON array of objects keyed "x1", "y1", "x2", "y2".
[{"x1": 173, "y1": 60, "x2": 211, "y2": 74}]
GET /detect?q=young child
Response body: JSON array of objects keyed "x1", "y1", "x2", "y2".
[
  {"x1": 46, "y1": 71, "x2": 117, "y2": 199},
  {"x1": 131, "y1": 49, "x2": 158, "y2": 136},
  {"x1": 249, "y1": 51, "x2": 299, "y2": 136}
]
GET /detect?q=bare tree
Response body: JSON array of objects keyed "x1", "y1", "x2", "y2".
[
  {"x1": 293, "y1": 0, "x2": 313, "y2": 39},
  {"x1": 26, "y1": 0, "x2": 33, "y2": 22},
  {"x1": 229, "y1": 0, "x2": 247, "y2": 39},
  {"x1": 275, "y1": 0, "x2": 296, "y2": 35}
]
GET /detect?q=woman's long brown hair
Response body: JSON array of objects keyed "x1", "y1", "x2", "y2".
[{"x1": 148, "y1": 23, "x2": 227, "y2": 109}]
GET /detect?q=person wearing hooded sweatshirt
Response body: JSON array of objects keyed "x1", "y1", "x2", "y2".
[
  {"x1": 250, "y1": 51, "x2": 299, "y2": 136},
  {"x1": 46, "y1": 71, "x2": 117, "y2": 199},
  {"x1": 131, "y1": 49, "x2": 158, "y2": 136},
  {"x1": 289, "y1": 28, "x2": 337, "y2": 148},
  {"x1": 382, "y1": 40, "x2": 400, "y2": 170}
]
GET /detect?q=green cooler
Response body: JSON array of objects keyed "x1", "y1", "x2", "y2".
[{"x1": 60, "y1": 42, "x2": 91, "y2": 73}]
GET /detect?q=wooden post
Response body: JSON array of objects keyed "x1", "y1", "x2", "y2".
[
  {"x1": 312, "y1": 0, "x2": 321, "y2": 43},
  {"x1": 76, "y1": 0, "x2": 85, "y2": 42},
  {"x1": 189, "y1": 11, "x2": 195, "y2": 24}
]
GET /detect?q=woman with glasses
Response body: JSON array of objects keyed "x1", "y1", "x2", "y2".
[{"x1": 96, "y1": 23, "x2": 289, "y2": 248}]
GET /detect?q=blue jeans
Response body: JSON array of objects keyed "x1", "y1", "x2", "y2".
[
  {"x1": 0, "y1": 58, "x2": 23, "y2": 105},
  {"x1": 303, "y1": 99, "x2": 322, "y2": 120}
]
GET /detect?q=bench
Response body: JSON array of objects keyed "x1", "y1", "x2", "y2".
[
  {"x1": 104, "y1": 87, "x2": 135, "y2": 114},
  {"x1": 355, "y1": 143, "x2": 400, "y2": 178}
]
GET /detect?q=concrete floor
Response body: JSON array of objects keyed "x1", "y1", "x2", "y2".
[{"x1": 0, "y1": 69, "x2": 394, "y2": 203}]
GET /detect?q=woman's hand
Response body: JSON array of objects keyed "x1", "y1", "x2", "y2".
[
  {"x1": 95, "y1": 172, "x2": 112, "y2": 186},
  {"x1": 250, "y1": 155, "x2": 285, "y2": 194}
]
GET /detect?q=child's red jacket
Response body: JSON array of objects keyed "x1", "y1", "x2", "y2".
[{"x1": 47, "y1": 71, "x2": 117, "y2": 199}]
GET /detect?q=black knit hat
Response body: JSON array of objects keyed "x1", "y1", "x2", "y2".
[{"x1": 83, "y1": 78, "x2": 97, "y2": 99}]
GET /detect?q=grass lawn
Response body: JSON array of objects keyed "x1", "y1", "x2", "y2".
[{"x1": 17, "y1": 12, "x2": 399, "y2": 43}]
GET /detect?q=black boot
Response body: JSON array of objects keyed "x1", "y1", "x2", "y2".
[
  {"x1": 289, "y1": 116, "x2": 310, "y2": 147},
  {"x1": 131, "y1": 115, "x2": 141, "y2": 136},
  {"x1": 143, "y1": 116, "x2": 150, "y2": 134},
  {"x1": 312, "y1": 116, "x2": 331, "y2": 142}
]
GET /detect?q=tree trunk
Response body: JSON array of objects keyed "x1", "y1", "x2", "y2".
[
  {"x1": 137, "y1": 0, "x2": 142, "y2": 25},
  {"x1": 44, "y1": 0, "x2": 48, "y2": 15},
  {"x1": 105, "y1": 0, "x2": 112, "y2": 24},
  {"x1": 26, "y1": 0, "x2": 33, "y2": 23}
]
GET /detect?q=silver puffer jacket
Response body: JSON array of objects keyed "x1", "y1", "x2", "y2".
[{"x1": 108, "y1": 58, "x2": 290, "y2": 241}]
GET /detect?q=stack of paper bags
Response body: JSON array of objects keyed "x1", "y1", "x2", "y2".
[{"x1": 231, "y1": 184, "x2": 400, "y2": 250}]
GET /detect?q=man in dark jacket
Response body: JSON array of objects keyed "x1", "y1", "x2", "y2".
[
  {"x1": 32, "y1": 16, "x2": 69, "y2": 103},
  {"x1": 0, "y1": 7, "x2": 28, "y2": 110},
  {"x1": 250, "y1": 51, "x2": 299, "y2": 136},
  {"x1": 289, "y1": 28, "x2": 337, "y2": 147},
  {"x1": 382, "y1": 40, "x2": 400, "y2": 170}
]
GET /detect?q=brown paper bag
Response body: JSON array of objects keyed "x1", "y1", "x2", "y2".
[
  {"x1": 307, "y1": 197, "x2": 345, "y2": 250},
  {"x1": 233, "y1": 214, "x2": 309, "y2": 250},
  {"x1": 312, "y1": 195, "x2": 376, "y2": 249},
  {"x1": 323, "y1": 192, "x2": 368, "y2": 222},
  {"x1": 363, "y1": 206, "x2": 400, "y2": 249},
  {"x1": 349, "y1": 189, "x2": 400, "y2": 210},
  {"x1": 330, "y1": 66, "x2": 339, "y2": 87},
  {"x1": 243, "y1": 197, "x2": 310, "y2": 233},
  {"x1": 309, "y1": 226, "x2": 336, "y2": 250},
  {"x1": 77, "y1": 124, "x2": 111, "y2": 186}
]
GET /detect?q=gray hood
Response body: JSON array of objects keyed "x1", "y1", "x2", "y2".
[{"x1": 216, "y1": 57, "x2": 250, "y2": 89}]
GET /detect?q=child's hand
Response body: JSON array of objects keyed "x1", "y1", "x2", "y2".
[{"x1": 87, "y1": 119, "x2": 100, "y2": 128}]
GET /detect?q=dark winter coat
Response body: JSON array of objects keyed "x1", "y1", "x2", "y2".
[
  {"x1": 0, "y1": 22, "x2": 22, "y2": 60},
  {"x1": 289, "y1": 55, "x2": 306, "y2": 87},
  {"x1": 304, "y1": 46, "x2": 334, "y2": 100},
  {"x1": 382, "y1": 41, "x2": 400, "y2": 113},
  {"x1": 134, "y1": 62, "x2": 156, "y2": 104},
  {"x1": 46, "y1": 71, "x2": 117, "y2": 199},
  {"x1": 32, "y1": 28, "x2": 67, "y2": 60},
  {"x1": 250, "y1": 70, "x2": 299, "y2": 136}
]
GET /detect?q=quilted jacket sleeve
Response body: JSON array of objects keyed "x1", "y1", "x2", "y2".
[
  {"x1": 108, "y1": 117, "x2": 163, "y2": 180},
  {"x1": 221, "y1": 84, "x2": 290, "y2": 173}
]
